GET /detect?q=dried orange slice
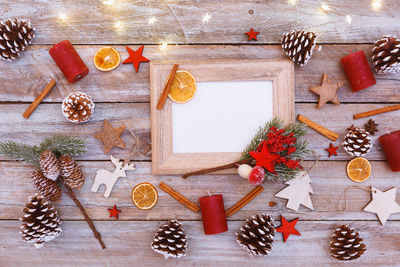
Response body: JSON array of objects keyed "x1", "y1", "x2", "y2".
[
  {"x1": 168, "y1": 70, "x2": 197, "y2": 103},
  {"x1": 93, "y1": 47, "x2": 121, "y2": 71},
  {"x1": 346, "y1": 157, "x2": 371, "y2": 182},
  {"x1": 131, "y1": 182, "x2": 158, "y2": 210}
]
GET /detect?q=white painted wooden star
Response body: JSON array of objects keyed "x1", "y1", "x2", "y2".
[{"x1": 363, "y1": 187, "x2": 400, "y2": 225}]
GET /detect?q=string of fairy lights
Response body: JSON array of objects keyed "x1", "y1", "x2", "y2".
[{"x1": 56, "y1": 0, "x2": 384, "y2": 50}]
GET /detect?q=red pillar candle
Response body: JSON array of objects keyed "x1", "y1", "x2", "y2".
[
  {"x1": 49, "y1": 40, "x2": 89, "y2": 83},
  {"x1": 199, "y1": 194, "x2": 228, "y2": 235},
  {"x1": 379, "y1": 130, "x2": 400, "y2": 172},
  {"x1": 341, "y1": 50, "x2": 376, "y2": 92}
]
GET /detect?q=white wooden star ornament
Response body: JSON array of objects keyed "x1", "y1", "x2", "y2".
[{"x1": 363, "y1": 187, "x2": 400, "y2": 225}]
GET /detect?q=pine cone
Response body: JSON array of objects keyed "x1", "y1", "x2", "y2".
[
  {"x1": 342, "y1": 127, "x2": 372, "y2": 157},
  {"x1": 236, "y1": 214, "x2": 275, "y2": 256},
  {"x1": 20, "y1": 194, "x2": 62, "y2": 248},
  {"x1": 330, "y1": 225, "x2": 366, "y2": 261},
  {"x1": 30, "y1": 170, "x2": 62, "y2": 202},
  {"x1": 39, "y1": 150, "x2": 60, "y2": 181},
  {"x1": 61, "y1": 92, "x2": 95, "y2": 124},
  {"x1": 59, "y1": 155, "x2": 85, "y2": 189},
  {"x1": 281, "y1": 30, "x2": 317, "y2": 66},
  {"x1": 372, "y1": 36, "x2": 400, "y2": 74},
  {"x1": 0, "y1": 18, "x2": 35, "y2": 62},
  {"x1": 151, "y1": 220, "x2": 187, "y2": 259}
]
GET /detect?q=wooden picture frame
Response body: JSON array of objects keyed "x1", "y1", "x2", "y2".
[{"x1": 150, "y1": 59, "x2": 294, "y2": 174}]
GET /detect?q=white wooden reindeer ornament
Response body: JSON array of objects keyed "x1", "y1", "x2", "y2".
[{"x1": 91, "y1": 155, "x2": 135, "y2": 198}]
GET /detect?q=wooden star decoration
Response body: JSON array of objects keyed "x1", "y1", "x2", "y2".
[
  {"x1": 108, "y1": 205, "x2": 121, "y2": 219},
  {"x1": 276, "y1": 215, "x2": 301, "y2": 242},
  {"x1": 123, "y1": 45, "x2": 150, "y2": 72},
  {"x1": 363, "y1": 187, "x2": 400, "y2": 225},
  {"x1": 309, "y1": 73, "x2": 344, "y2": 108},
  {"x1": 245, "y1": 28, "x2": 259, "y2": 41},
  {"x1": 94, "y1": 119, "x2": 126, "y2": 154},
  {"x1": 325, "y1": 143, "x2": 339, "y2": 157},
  {"x1": 249, "y1": 145, "x2": 280, "y2": 172}
]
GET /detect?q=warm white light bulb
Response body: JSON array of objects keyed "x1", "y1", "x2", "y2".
[
  {"x1": 148, "y1": 17, "x2": 157, "y2": 24},
  {"x1": 58, "y1": 13, "x2": 68, "y2": 22},
  {"x1": 160, "y1": 42, "x2": 168, "y2": 50},
  {"x1": 288, "y1": 0, "x2": 297, "y2": 5},
  {"x1": 346, "y1": 15, "x2": 352, "y2": 25},
  {"x1": 114, "y1": 21, "x2": 123, "y2": 29},
  {"x1": 320, "y1": 3, "x2": 330, "y2": 12},
  {"x1": 103, "y1": 0, "x2": 114, "y2": 5},
  {"x1": 372, "y1": 0, "x2": 382, "y2": 11},
  {"x1": 202, "y1": 13, "x2": 211, "y2": 22}
]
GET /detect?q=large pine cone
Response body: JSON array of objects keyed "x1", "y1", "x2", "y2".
[
  {"x1": 0, "y1": 18, "x2": 35, "y2": 62},
  {"x1": 236, "y1": 214, "x2": 275, "y2": 256},
  {"x1": 372, "y1": 36, "x2": 400, "y2": 74},
  {"x1": 342, "y1": 127, "x2": 372, "y2": 157},
  {"x1": 39, "y1": 150, "x2": 60, "y2": 181},
  {"x1": 61, "y1": 92, "x2": 95, "y2": 124},
  {"x1": 59, "y1": 155, "x2": 85, "y2": 189},
  {"x1": 20, "y1": 194, "x2": 62, "y2": 248},
  {"x1": 330, "y1": 225, "x2": 366, "y2": 261},
  {"x1": 281, "y1": 30, "x2": 317, "y2": 66},
  {"x1": 30, "y1": 170, "x2": 62, "y2": 201},
  {"x1": 151, "y1": 220, "x2": 187, "y2": 259}
]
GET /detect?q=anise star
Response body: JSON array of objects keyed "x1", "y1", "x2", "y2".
[
  {"x1": 123, "y1": 45, "x2": 150, "y2": 72},
  {"x1": 309, "y1": 73, "x2": 344, "y2": 108},
  {"x1": 245, "y1": 28, "x2": 259, "y2": 41},
  {"x1": 276, "y1": 215, "x2": 301, "y2": 242},
  {"x1": 325, "y1": 143, "x2": 339, "y2": 157},
  {"x1": 249, "y1": 144, "x2": 280, "y2": 172},
  {"x1": 364, "y1": 119, "x2": 379, "y2": 135}
]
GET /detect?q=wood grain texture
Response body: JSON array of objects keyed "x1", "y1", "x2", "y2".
[{"x1": 0, "y1": 45, "x2": 399, "y2": 103}]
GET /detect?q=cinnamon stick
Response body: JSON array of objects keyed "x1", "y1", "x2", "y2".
[
  {"x1": 297, "y1": 114, "x2": 339, "y2": 141},
  {"x1": 353, "y1": 105, "x2": 400, "y2": 120},
  {"x1": 182, "y1": 158, "x2": 251, "y2": 179},
  {"x1": 156, "y1": 64, "x2": 179, "y2": 110},
  {"x1": 22, "y1": 79, "x2": 56, "y2": 119},
  {"x1": 159, "y1": 182, "x2": 200, "y2": 213},
  {"x1": 226, "y1": 186, "x2": 264, "y2": 217}
]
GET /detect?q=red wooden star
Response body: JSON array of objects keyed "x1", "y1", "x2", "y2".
[
  {"x1": 276, "y1": 215, "x2": 301, "y2": 242},
  {"x1": 122, "y1": 45, "x2": 150, "y2": 72},
  {"x1": 325, "y1": 143, "x2": 339, "y2": 157},
  {"x1": 245, "y1": 28, "x2": 259, "y2": 41},
  {"x1": 108, "y1": 205, "x2": 121, "y2": 219},
  {"x1": 249, "y1": 144, "x2": 280, "y2": 172}
]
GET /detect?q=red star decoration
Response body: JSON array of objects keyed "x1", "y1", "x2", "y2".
[
  {"x1": 108, "y1": 205, "x2": 121, "y2": 219},
  {"x1": 245, "y1": 28, "x2": 259, "y2": 41},
  {"x1": 249, "y1": 144, "x2": 280, "y2": 172},
  {"x1": 122, "y1": 45, "x2": 150, "y2": 72},
  {"x1": 325, "y1": 143, "x2": 339, "y2": 157},
  {"x1": 276, "y1": 215, "x2": 301, "y2": 242}
]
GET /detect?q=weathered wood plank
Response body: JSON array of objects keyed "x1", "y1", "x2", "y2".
[
  {"x1": 1, "y1": 45, "x2": 399, "y2": 103},
  {"x1": 1, "y1": 161, "x2": 399, "y2": 222},
  {"x1": 2, "y1": 1, "x2": 400, "y2": 44},
  {"x1": 1, "y1": 220, "x2": 399, "y2": 266}
]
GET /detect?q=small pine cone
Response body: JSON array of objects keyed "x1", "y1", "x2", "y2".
[
  {"x1": 39, "y1": 150, "x2": 60, "y2": 181},
  {"x1": 0, "y1": 18, "x2": 35, "y2": 62},
  {"x1": 61, "y1": 92, "x2": 95, "y2": 124},
  {"x1": 151, "y1": 220, "x2": 187, "y2": 259},
  {"x1": 59, "y1": 155, "x2": 85, "y2": 189},
  {"x1": 30, "y1": 170, "x2": 62, "y2": 202},
  {"x1": 330, "y1": 225, "x2": 366, "y2": 261},
  {"x1": 236, "y1": 214, "x2": 275, "y2": 257},
  {"x1": 372, "y1": 36, "x2": 400, "y2": 74},
  {"x1": 342, "y1": 127, "x2": 372, "y2": 157},
  {"x1": 20, "y1": 194, "x2": 62, "y2": 248},
  {"x1": 281, "y1": 30, "x2": 317, "y2": 66}
]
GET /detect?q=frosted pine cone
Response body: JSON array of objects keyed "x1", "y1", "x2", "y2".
[
  {"x1": 151, "y1": 220, "x2": 187, "y2": 259},
  {"x1": 39, "y1": 150, "x2": 60, "y2": 181},
  {"x1": 372, "y1": 36, "x2": 400, "y2": 74},
  {"x1": 342, "y1": 127, "x2": 372, "y2": 157},
  {"x1": 20, "y1": 194, "x2": 62, "y2": 248},
  {"x1": 0, "y1": 18, "x2": 35, "y2": 62},
  {"x1": 330, "y1": 225, "x2": 366, "y2": 261},
  {"x1": 30, "y1": 170, "x2": 62, "y2": 202},
  {"x1": 281, "y1": 30, "x2": 317, "y2": 66},
  {"x1": 61, "y1": 92, "x2": 95, "y2": 124},
  {"x1": 59, "y1": 155, "x2": 85, "y2": 189},
  {"x1": 236, "y1": 214, "x2": 275, "y2": 256}
]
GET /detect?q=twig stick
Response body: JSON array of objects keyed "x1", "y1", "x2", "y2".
[
  {"x1": 182, "y1": 158, "x2": 251, "y2": 179},
  {"x1": 159, "y1": 182, "x2": 200, "y2": 213},
  {"x1": 58, "y1": 177, "x2": 106, "y2": 249},
  {"x1": 297, "y1": 114, "x2": 339, "y2": 141},
  {"x1": 122, "y1": 129, "x2": 140, "y2": 167},
  {"x1": 353, "y1": 105, "x2": 400, "y2": 120},
  {"x1": 22, "y1": 79, "x2": 56, "y2": 119},
  {"x1": 226, "y1": 186, "x2": 264, "y2": 217},
  {"x1": 156, "y1": 64, "x2": 179, "y2": 110}
]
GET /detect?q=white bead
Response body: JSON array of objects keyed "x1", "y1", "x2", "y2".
[{"x1": 238, "y1": 164, "x2": 253, "y2": 179}]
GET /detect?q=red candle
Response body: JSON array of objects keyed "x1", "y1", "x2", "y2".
[
  {"x1": 379, "y1": 130, "x2": 400, "y2": 172},
  {"x1": 341, "y1": 50, "x2": 376, "y2": 92},
  {"x1": 49, "y1": 40, "x2": 89, "y2": 83},
  {"x1": 199, "y1": 194, "x2": 228, "y2": 235}
]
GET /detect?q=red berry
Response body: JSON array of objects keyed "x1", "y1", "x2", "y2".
[{"x1": 248, "y1": 166, "x2": 265, "y2": 186}]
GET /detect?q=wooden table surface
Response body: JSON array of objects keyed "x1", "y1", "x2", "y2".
[{"x1": 1, "y1": 1, "x2": 400, "y2": 266}]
